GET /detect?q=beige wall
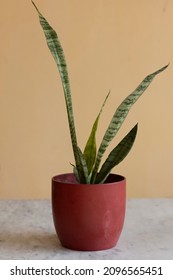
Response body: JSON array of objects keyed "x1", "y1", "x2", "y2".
[{"x1": 0, "y1": 0, "x2": 173, "y2": 199}]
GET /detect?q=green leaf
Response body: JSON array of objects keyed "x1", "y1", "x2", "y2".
[
  {"x1": 95, "y1": 123, "x2": 138, "y2": 184},
  {"x1": 76, "y1": 147, "x2": 90, "y2": 183},
  {"x1": 70, "y1": 163, "x2": 80, "y2": 182},
  {"x1": 83, "y1": 91, "x2": 110, "y2": 175},
  {"x1": 32, "y1": 1, "x2": 85, "y2": 182},
  {"x1": 91, "y1": 64, "x2": 168, "y2": 183}
]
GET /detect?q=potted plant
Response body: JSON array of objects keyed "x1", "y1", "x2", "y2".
[{"x1": 32, "y1": 1, "x2": 168, "y2": 251}]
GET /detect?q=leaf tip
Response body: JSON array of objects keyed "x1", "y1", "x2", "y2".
[{"x1": 31, "y1": 0, "x2": 41, "y2": 15}]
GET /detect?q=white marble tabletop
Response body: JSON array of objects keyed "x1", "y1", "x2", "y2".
[{"x1": 0, "y1": 199, "x2": 173, "y2": 260}]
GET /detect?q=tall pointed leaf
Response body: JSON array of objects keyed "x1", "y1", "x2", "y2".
[
  {"x1": 32, "y1": 2, "x2": 85, "y2": 182},
  {"x1": 95, "y1": 123, "x2": 138, "y2": 184},
  {"x1": 83, "y1": 91, "x2": 110, "y2": 174},
  {"x1": 91, "y1": 64, "x2": 168, "y2": 183}
]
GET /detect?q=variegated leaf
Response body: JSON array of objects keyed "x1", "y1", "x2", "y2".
[
  {"x1": 91, "y1": 64, "x2": 168, "y2": 183},
  {"x1": 95, "y1": 123, "x2": 138, "y2": 184},
  {"x1": 76, "y1": 147, "x2": 90, "y2": 183},
  {"x1": 83, "y1": 91, "x2": 110, "y2": 175},
  {"x1": 32, "y1": 2, "x2": 86, "y2": 182}
]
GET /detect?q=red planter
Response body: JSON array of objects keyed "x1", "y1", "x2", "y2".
[{"x1": 52, "y1": 173, "x2": 126, "y2": 251}]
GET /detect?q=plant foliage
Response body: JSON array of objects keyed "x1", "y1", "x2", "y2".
[{"x1": 32, "y1": 1, "x2": 168, "y2": 184}]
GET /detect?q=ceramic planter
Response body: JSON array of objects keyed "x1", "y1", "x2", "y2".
[{"x1": 52, "y1": 173, "x2": 126, "y2": 251}]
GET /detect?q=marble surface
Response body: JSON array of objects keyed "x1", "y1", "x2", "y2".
[{"x1": 0, "y1": 199, "x2": 173, "y2": 260}]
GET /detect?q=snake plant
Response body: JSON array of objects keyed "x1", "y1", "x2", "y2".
[{"x1": 32, "y1": 1, "x2": 168, "y2": 184}]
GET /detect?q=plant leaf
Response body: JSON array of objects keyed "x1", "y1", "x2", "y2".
[
  {"x1": 83, "y1": 91, "x2": 110, "y2": 174},
  {"x1": 70, "y1": 163, "x2": 80, "y2": 182},
  {"x1": 91, "y1": 64, "x2": 168, "y2": 183},
  {"x1": 32, "y1": 1, "x2": 86, "y2": 182},
  {"x1": 76, "y1": 147, "x2": 90, "y2": 183},
  {"x1": 95, "y1": 123, "x2": 138, "y2": 184}
]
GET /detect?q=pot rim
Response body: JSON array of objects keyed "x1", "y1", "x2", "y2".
[{"x1": 52, "y1": 173, "x2": 126, "y2": 186}]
